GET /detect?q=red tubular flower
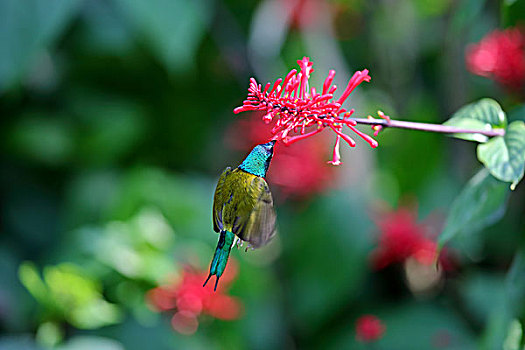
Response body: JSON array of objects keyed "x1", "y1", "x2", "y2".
[
  {"x1": 225, "y1": 117, "x2": 337, "y2": 199},
  {"x1": 466, "y1": 27, "x2": 525, "y2": 91},
  {"x1": 146, "y1": 263, "x2": 242, "y2": 334},
  {"x1": 355, "y1": 314, "x2": 385, "y2": 342},
  {"x1": 234, "y1": 57, "x2": 377, "y2": 165}
]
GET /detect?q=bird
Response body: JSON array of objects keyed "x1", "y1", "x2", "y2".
[{"x1": 204, "y1": 140, "x2": 277, "y2": 291}]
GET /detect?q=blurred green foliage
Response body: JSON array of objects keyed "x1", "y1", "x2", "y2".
[
  {"x1": 1, "y1": 0, "x2": 524, "y2": 349},
  {"x1": 19, "y1": 262, "x2": 122, "y2": 330},
  {"x1": 438, "y1": 169, "x2": 509, "y2": 249}
]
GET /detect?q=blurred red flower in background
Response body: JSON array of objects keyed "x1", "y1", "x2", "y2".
[
  {"x1": 225, "y1": 116, "x2": 337, "y2": 199},
  {"x1": 355, "y1": 314, "x2": 385, "y2": 343},
  {"x1": 370, "y1": 207, "x2": 452, "y2": 271},
  {"x1": 466, "y1": 27, "x2": 525, "y2": 91},
  {"x1": 285, "y1": 0, "x2": 320, "y2": 29},
  {"x1": 147, "y1": 263, "x2": 242, "y2": 335}
]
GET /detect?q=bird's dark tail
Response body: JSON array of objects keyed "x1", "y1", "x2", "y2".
[{"x1": 203, "y1": 230, "x2": 235, "y2": 291}]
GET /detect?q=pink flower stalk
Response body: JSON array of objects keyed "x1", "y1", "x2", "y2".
[
  {"x1": 466, "y1": 27, "x2": 525, "y2": 91},
  {"x1": 146, "y1": 264, "x2": 242, "y2": 335},
  {"x1": 225, "y1": 117, "x2": 337, "y2": 199},
  {"x1": 355, "y1": 314, "x2": 385, "y2": 343},
  {"x1": 234, "y1": 57, "x2": 377, "y2": 165}
]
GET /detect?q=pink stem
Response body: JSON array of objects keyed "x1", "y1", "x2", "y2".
[{"x1": 350, "y1": 118, "x2": 505, "y2": 137}]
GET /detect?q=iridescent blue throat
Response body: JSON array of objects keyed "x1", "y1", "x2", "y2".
[{"x1": 238, "y1": 144, "x2": 274, "y2": 178}]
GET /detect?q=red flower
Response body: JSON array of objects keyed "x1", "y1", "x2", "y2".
[
  {"x1": 226, "y1": 117, "x2": 337, "y2": 198},
  {"x1": 234, "y1": 57, "x2": 377, "y2": 165},
  {"x1": 466, "y1": 27, "x2": 525, "y2": 91},
  {"x1": 370, "y1": 207, "x2": 451, "y2": 270},
  {"x1": 146, "y1": 263, "x2": 243, "y2": 335},
  {"x1": 355, "y1": 314, "x2": 385, "y2": 342},
  {"x1": 285, "y1": 0, "x2": 321, "y2": 30}
]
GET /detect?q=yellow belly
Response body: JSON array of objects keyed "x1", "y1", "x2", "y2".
[{"x1": 220, "y1": 169, "x2": 259, "y2": 232}]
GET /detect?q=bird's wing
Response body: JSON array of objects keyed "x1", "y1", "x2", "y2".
[
  {"x1": 212, "y1": 167, "x2": 232, "y2": 233},
  {"x1": 235, "y1": 176, "x2": 277, "y2": 248}
]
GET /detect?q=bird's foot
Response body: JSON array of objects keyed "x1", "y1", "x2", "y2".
[{"x1": 234, "y1": 237, "x2": 245, "y2": 249}]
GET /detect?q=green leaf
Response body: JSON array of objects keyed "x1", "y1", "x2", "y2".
[
  {"x1": 0, "y1": 0, "x2": 82, "y2": 92},
  {"x1": 113, "y1": 0, "x2": 211, "y2": 73},
  {"x1": 504, "y1": 250, "x2": 525, "y2": 318},
  {"x1": 482, "y1": 249, "x2": 525, "y2": 349},
  {"x1": 18, "y1": 262, "x2": 51, "y2": 306},
  {"x1": 42, "y1": 263, "x2": 122, "y2": 329},
  {"x1": 8, "y1": 114, "x2": 74, "y2": 165},
  {"x1": 20, "y1": 262, "x2": 122, "y2": 329},
  {"x1": 502, "y1": 0, "x2": 525, "y2": 26},
  {"x1": 58, "y1": 336, "x2": 125, "y2": 350},
  {"x1": 438, "y1": 169, "x2": 509, "y2": 249},
  {"x1": 477, "y1": 121, "x2": 525, "y2": 190},
  {"x1": 69, "y1": 299, "x2": 122, "y2": 329},
  {"x1": 44, "y1": 264, "x2": 101, "y2": 305},
  {"x1": 35, "y1": 322, "x2": 63, "y2": 348},
  {"x1": 444, "y1": 99, "x2": 507, "y2": 142},
  {"x1": 503, "y1": 320, "x2": 523, "y2": 350}
]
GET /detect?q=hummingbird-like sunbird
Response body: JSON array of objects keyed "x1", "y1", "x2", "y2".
[{"x1": 204, "y1": 140, "x2": 277, "y2": 291}]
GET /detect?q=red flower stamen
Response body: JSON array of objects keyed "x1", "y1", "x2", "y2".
[
  {"x1": 328, "y1": 135, "x2": 342, "y2": 165},
  {"x1": 234, "y1": 57, "x2": 377, "y2": 165},
  {"x1": 368, "y1": 110, "x2": 391, "y2": 136}
]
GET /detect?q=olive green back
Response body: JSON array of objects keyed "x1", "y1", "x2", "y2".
[{"x1": 213, "y1": 167, "x2": 277, "y2": 248}]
